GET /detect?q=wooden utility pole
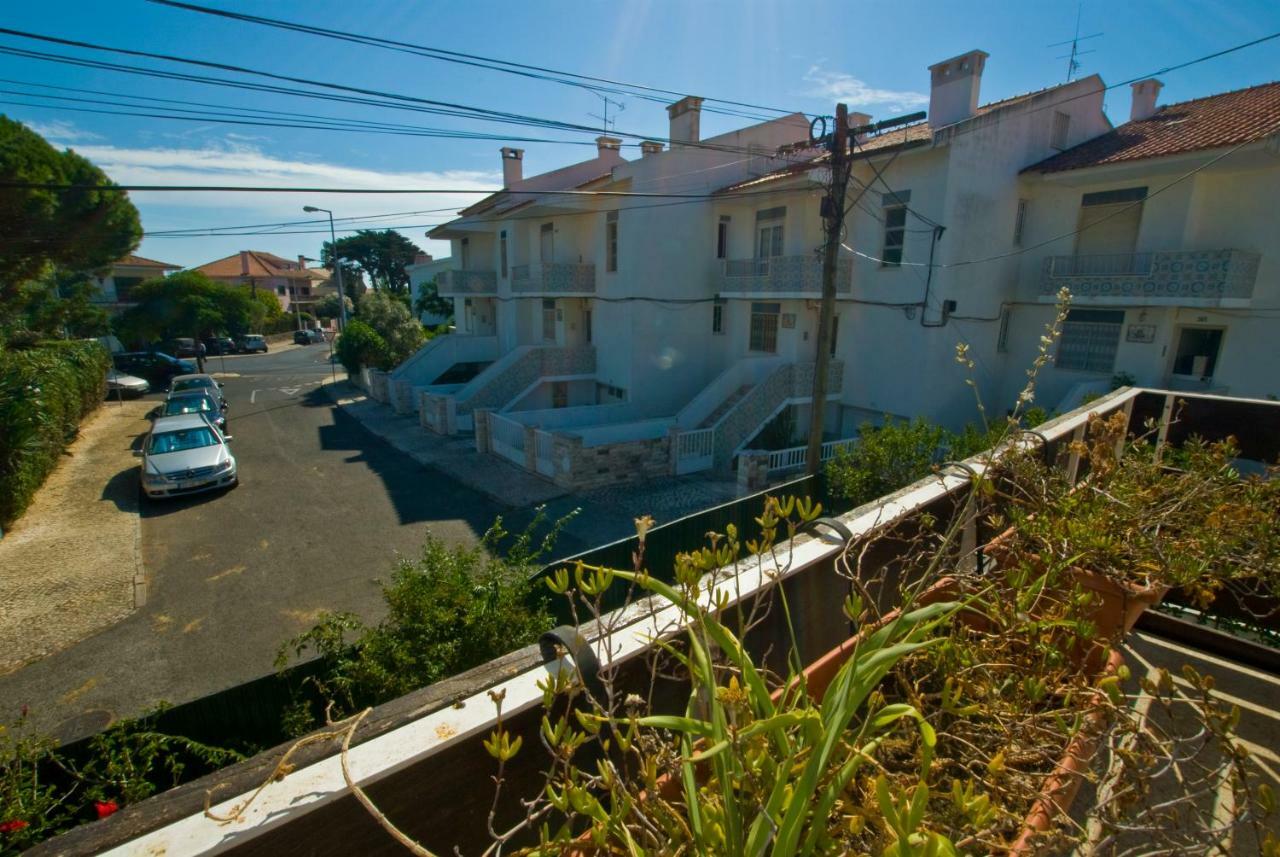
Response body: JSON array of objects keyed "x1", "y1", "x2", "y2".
[{"x1": 805, "y1": 103, "x2": 850, "y2": 477}]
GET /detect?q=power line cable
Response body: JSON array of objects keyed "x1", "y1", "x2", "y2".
[
  {"x1": 148, "y1": 0, "x2": 796, "y2": 120},
  {"x1": 840, "y1": 136, "x2": 1253, "y2": 270},
  {"x1": 0, "y1": 31, "x2": 809, "y2": 158}
]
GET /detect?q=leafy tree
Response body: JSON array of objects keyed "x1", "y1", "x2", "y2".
[
  {"x1": 242, "y1": 285, "x2": 285, "y2": 326},
  {"x1": 412, "y1": 273, "x2": 453, "y2": 320},
  {"x1": 6, "y1": 270, "x2": 109, "y2": 340},
  {"x1": 320, "y1": 229, "x2": 420, "y2": 295},
  {"x1": 357, "y1": 290, "x2": 423, "y2": 364},
  {"x1": 0, "y1": 117, "x2": 142, "y2": 302},
  {"x1": 334, "y1": 318, "x2": 389, "y2": 373},
  {"x1": 112, "y1": 271, "x2": 263, "y2": 346},
  {"x1": 313, "y1": 292, "x2": 353, "y2": 320}
]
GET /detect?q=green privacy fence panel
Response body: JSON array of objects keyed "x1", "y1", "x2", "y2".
[{"x1": 531, "y1": 473, "x2": 833, "y2": 624}]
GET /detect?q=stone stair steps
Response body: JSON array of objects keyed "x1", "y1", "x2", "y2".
[{"x1": 699, "y1": 385, "x2": 753, "y2": 428}]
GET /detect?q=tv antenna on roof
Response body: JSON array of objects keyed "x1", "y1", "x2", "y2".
[
  {"x1": 1048, "y1": 4, "x2": 1102, "y2": 82},
  {"x1": 587, "y1": 93, "x2": 626, "y2": 133}
]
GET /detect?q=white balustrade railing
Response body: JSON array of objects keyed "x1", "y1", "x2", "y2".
[
  {"x1": 490, "y1": 413, "x2": 526, "y2": 466},
  {"x1": 674, "y1": 428, "x2": 715, "y2": 474},
  {"x1": 765, "y1": 437, "x2": 859, "y2": 474},
  {"x1": 534, "y1": 430, "x2": 556, "y2": 477}
]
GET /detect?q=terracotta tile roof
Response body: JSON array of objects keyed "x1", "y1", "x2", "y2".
[
  {"x1": 117, "y1": 253, "x2": 180, "y2": 269},
  {"x1": 193, "y1": 251, "x2": 329, "y2": 281},
  {"x1": 1027, "y1": 81, "x2": 1280, "y2": 174}
]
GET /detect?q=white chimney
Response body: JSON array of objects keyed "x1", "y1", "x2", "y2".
[
  {"x1": 595, "y1": 135, "x2": 623, "y2": 158},
  {"x1": 1130, "y1": 79, "x2": 1163, "y2": 122},
  {"x1": 926, "y1": 50, "x2": 989, "y2": 128},
  {"x1": 500, "y1": 147, "x2": 524, "y2": 187},
  {"x1": 667, "y1": 96, "x2": 704, "y2": 147},
  {"x1": 297, "y1": 255, "x2": 308, "y2": 270},
  {"x1": 639, "y1": 140, "x2": 663, "y2": 157}
]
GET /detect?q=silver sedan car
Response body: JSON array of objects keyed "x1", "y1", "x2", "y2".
[
  {"x1": 138, "y1": 412, "x2": 237, "y2": 499},
  {"x1": 167, "y1": 373, "x2": 226, "y2": 408},
  {"x1": 106, "y1": 368, "x2": 149, "y2": 398}
]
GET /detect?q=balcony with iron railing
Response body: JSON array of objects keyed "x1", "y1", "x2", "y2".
[
  {"x1": 436, "y1": 268, "x2": 497, "y2": 297},
  {"x1": 1039, "y1": 249, "x2": 1260, "y2": 305},
  {"x1": 510, "y1": 262, "x2": 596, "y2": 294},
  {"x1": 715, "y1": 254, "x2": 852, "y2": 297}
]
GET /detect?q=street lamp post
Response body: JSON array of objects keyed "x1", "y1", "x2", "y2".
[{"x1": 302, "y1": 205, "x2": 347, "y2": 332}]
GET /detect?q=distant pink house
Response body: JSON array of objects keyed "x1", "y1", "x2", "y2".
[{"x1": 191, "y1": 250, "x2": 336, "y2": 312}]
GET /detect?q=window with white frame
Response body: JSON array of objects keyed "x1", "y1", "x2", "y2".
[
  {"x1": 755, "y1": 207, "x2": 785, "y2": 258},
  {"x1": 881, "y1": 190, "x2": 910, "y2": 267},
  {"x1": 1050, "y1": 111, "x2": 1071, "y2": 150},
  {"x1": 1055, "y1": 309, "x2": 1124, "y2": 373},
  {"x1": 749, "y1": 301, "x2": 780, "y2": 353},
  {"x1": 605, "y1": 211, "x2": 618, "y2": 273}
]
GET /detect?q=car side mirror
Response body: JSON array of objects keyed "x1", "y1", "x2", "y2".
[
  {"x1": 133, "y1": 449, "x2": 143, "y2": 457},
  {"x1": 222, "y1": 435, "x2": 234, "y2": 442},
  {"x1": 218, "y1": 382, "x2": 225, "y2": 388}
]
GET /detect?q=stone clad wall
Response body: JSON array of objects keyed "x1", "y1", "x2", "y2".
[
  {"x1": 547, "y1": 433, "x2": 670, "y2": 491},
  {"x1": 462, "y1": 347, "x2": 596, "y2": 414}
]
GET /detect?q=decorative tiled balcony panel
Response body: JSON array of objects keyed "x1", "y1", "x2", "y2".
[
  {"x1": 437, "y1": 269, "x2": 497, "y2": 296},
  {"x1": 716, "y1": 255, "x2": 852, "y2": 296},
  {"x1": 510, "y1": 262, "x2": 596, "y2": 294},
  {"x1": 1040, "y1": 249, "x2": 1259, "y2": 302}
]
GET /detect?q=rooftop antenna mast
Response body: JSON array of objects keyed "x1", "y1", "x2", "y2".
[
  {"x1": 1048, "y1": 4, "x2": 1102, "y2": 82},
  {"x1": 587, "y1": 92, "x2": 626, "y2": 133}
]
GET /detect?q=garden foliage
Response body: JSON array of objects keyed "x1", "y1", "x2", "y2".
[{"x1": 0, "y1": 339, "x2": 110, "y2": 526}]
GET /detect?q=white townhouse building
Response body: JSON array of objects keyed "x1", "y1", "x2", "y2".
[
  {"x1": 393, "y1": 52, "x2": 1280, "y2": 490},
  {"x1": 1004, "y1": 80, "x2": 1280, "y2": 410}
]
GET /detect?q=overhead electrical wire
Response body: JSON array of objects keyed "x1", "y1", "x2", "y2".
[
  {"x1": 148, "y1": 0, "x2": 795, "y2": 122},
  {"x1": 0, "y1": 30, "x2": 810, "y2": 159}
]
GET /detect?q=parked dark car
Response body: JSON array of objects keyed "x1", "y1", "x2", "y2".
[
  {"x1": 165, "y1": 337, "x2": 199, "y2": 358},
  {"x1": 112, "y1": 352, "x2": 197, "y2": 388},
  {"x1": 236, "y1": 334, "x2": 268, "y2": 354},
  {"x1": 203, "y1": 337, "x2": 237, "y2": 355},
  {"x1": 293, "y1": 329, "x2": 311, "y2": 345}
]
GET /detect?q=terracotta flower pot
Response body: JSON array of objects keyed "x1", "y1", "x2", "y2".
[{"x1": 984, "y1": 526, "x2": 1167, "y2": 640}]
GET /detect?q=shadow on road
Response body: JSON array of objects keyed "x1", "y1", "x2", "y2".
[
  {"x1": 307, "y1": 388, "x2": 541, "y2": 536},
  {"x1": 101, "y1": 466, "x2": 141, "y2": 513},
  {"x1": 138, "y1": 483, "x2": 236, "y2": 518}
]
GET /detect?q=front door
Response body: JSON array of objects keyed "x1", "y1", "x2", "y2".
[{"x1": 1170, "y1": 327, "x2": 1224, "y2": 381}]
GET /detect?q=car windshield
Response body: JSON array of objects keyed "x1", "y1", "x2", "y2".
[
  {"x1": 163, "y1": 395, "x2": 215, "y2": 415},
  {"x1": 172, "y1": 379, "x2": 213, "y2": 392},
  {"x1": 149, "y1": 426, "x2": 220, "y2": 454}
]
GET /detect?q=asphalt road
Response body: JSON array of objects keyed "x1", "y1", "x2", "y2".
[{"x1": 0, "y1": 345, "x2": 556, "y2": 740}]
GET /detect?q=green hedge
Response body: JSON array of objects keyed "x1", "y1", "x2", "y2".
[{"x1": 0, "y1": 340, "x2": 110, "y2": 527}]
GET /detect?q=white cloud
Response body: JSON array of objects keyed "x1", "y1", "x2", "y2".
[
  {"x1": 75, "y1": 139, "x2": 503, "y2": 266},
  {"x1": 801, "y1": 66, "x2": 928, "y2": 112},
  {"x1": 21, "y1": 119, "x2": 102, "y2": 143}
]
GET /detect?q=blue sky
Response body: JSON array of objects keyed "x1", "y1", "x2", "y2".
[{"x1": 3, "y1": 0, "x2": 1277, "y2": 268}]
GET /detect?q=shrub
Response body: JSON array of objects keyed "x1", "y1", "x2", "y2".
[
  {"x1": 276, "y1": 511, "x2": 571, "y2": 733},
  {"x1": 334, "y1": 318, "x2": 389, "y2": 374},
  {"x1": 357, "y1": 290, "x2": 423, "y2": 366},
  {"x1": 0, "y1": 340, "x2": 109, "y2": 526}
]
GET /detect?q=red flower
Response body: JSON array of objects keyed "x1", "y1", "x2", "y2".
[
  {"x1": 0, "y1": 819, "x2": 29, "y2": 833},
  {"x1": 94, "y1": 800, "x2": 120, "y2": 819}
]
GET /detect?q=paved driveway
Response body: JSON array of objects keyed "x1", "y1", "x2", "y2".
[{"x1": 0, "y1": 346, "x2": 586, "y2": 740}]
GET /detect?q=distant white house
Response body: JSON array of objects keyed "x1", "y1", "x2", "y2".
[
  {"x1": 90, "y1": 254, "x2": 181, "y2": 310},
  {"x1": 389, "y1": 54, "x2": 1280, "y2": 489},
  {"x1": 404, "y1": 253, "x2": 454, "y2": 328}
]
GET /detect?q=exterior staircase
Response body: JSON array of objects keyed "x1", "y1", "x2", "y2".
[
  {"x1": 388, "y1": 335, "x2": 498, "y2": 415},
  {"x1": 420, "y1": 345, "x2": 596, "y2": 435},
  {"x1": 699, "y1": 385, "x2": 752, "y2": 428}
]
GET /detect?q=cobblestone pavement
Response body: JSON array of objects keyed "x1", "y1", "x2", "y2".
[{"x1": 0, "y1": 399, "x2": 152, "y2": 675}]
